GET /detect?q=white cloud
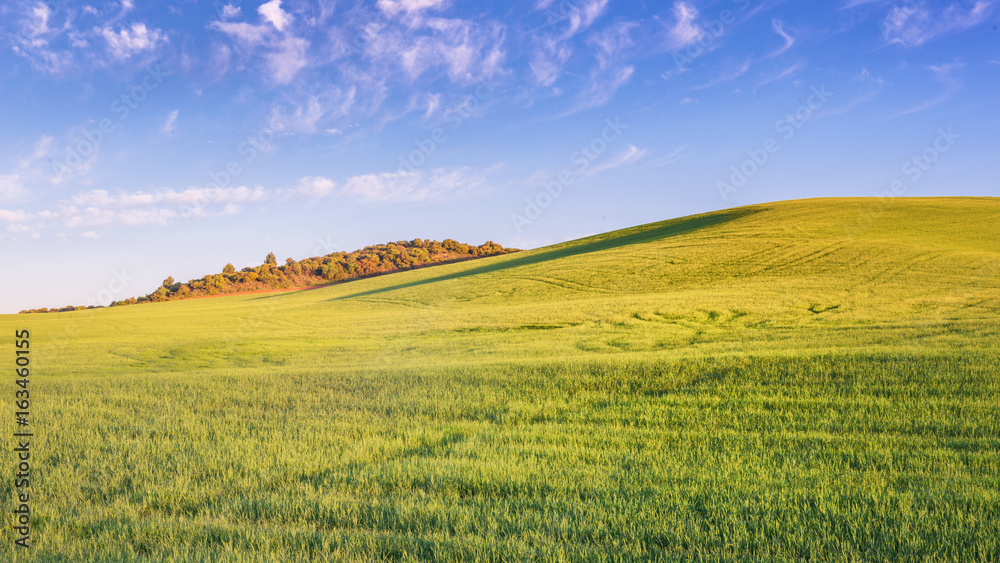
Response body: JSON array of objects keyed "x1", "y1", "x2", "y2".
[
  {"x1": 768, "y1": 19, "x2": 795, "y2": 57},
  {"x1": 44, "y1": 186, "x2": 269, "y2": 228},
  {"x1": 643, "y1": 145, "x2": 688, "y2": 167},
  {"x1": 693, "y1": 59, "x2": 752, "y2": 90},
  {"x1": 668, "y1": 2, "x2": 703, "y2": 49},
  {"x1": 292, "y1": 176, "x2": 338, "y2": 199},
  {"x1": 893, "y1": 62, "x2": 963, "y2": 117},
  {"x1": 0, "y1": 209, "x2": 33, "y2": 222},
  {"x1": 161, "y1": 110, "x2": 179, "y2": 134},
  {"x1": 0, "y1": 135, "x2": 61, "y2": 197},
  {"x1": 258, "y1": 0, "x2": 291, "y2": 32},
  {"x1": 530, "y1": 40, "x2": 572, "y2": 86},
  {"x1": 211, "y1": 21, "x2": 270, "y2": 47},
  {"x1": 841, "y1": 0, "x2": 884, "y2": 8},
  {"x1": 82, "y1": 230, "x2": 99, "y2": 239},
  {"x1": 560, "y1": 0, "x2": 609, "y2": 38},
  {"x1": 572, "y1": 65, "x2": 634, "y2": 113},
  {"x1": 882, "y1": 1, "x2": 993, "y2": 47},
  {"x1": 265, "y1": 36, "x2": 310, "y2": 84},
  {"x1": 339, "y1": 167, "x2": 494, "y2": 203},
  {"x1": 99, "y1": 23, "x2": 167, "y2": 59},
  {"x1": 378, "y1": 0, "x2": 449, "y2": 18},
  {"x1": 589, "y1": 21, "x2": 637, "y2": 70},
  {"x1": 0, "y1": 159, "x2": 499, "y2": 236},
  {"x1": 10, "y1": 2, "x2": 76, "y2": 73},
  {"x1": 586, "y1": 144, "x2": 648, "y2": 175},
  {"x1": 756, "y1": 61, "x2": 805, "y2": 88},
  {"x1": 528, "y1": 0, "x2": 608, "y2": 87},
  {"x1": 562, "y1": 21, "x2": 636, "y2": 113},
  {"x1": 26, "y1": 3, "x2": 53, "y2": 47},
  {"x1": 0, "y1": 175, "x2": 25, "y2": 202},
  {"x1": 279, "y1": 167, "x2": 497, "y2": 204},
  {"x1": 69, "y1": 186, "x2": 268, "y2": 209},
  {"x1": 211, "y1": 11, "x2": 309, "y2": 85},
  {"x1": 268, "y1": 86, "x2": 358, "y2": 135},
  {"x1": 363, "y1": 18, "x2": 506, "y2": 84},
  {"x1": 222, "y1": 4, "x2": 241, "y2": 19}
]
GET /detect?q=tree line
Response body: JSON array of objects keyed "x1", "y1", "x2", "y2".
[{"x1": 19, "y1": 239, "x2": 516, "y2": 313}]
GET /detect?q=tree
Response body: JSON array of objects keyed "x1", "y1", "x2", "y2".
[
  {"x1": 265, "y1": 252, "x2": 277, "y2": 266},
  {"x1": 223, "y1": 263, "x2": 236, "y2": 274},
  {"x1": 163, "y1": 276, "x2": 175, "y2": 288}
]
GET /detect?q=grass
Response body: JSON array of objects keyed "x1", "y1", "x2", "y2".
[{"x1": 2, "y1": 197, "x2": 999, "y2": 561}]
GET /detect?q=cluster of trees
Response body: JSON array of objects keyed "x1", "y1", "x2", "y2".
[
  {"x1": 18, "y1": 305, "x2": 95, "y2": 314},
  {"x1": 102, "y1": 239, "x2": 515, "y2": 307}
]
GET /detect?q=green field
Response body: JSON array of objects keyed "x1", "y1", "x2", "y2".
[{"x1": 3, "y1": 197, "x2": 999, "y2": 561}]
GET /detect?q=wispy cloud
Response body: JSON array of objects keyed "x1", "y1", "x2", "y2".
[
  {"x1": 643, "y1": 145, "x2": 688, "y2": 167},
  {"x1": 841, "y1": 0, "x2": 885, "y2": 9},
  {"x1": 0, "y1": 175, "x2": 26, "y2": 203},
  {"x1": 586, "y1": 144, "x2": 648, "y2": 175},
  {"x1": 284, "y1": 165, "x2": 500, "y2": 204},
  {"x1": 9, "y1": 2, "x2": 76, "y2": 73},
  {"x1": 693, "y1": 59, "x2": 751, "y2": 90},
  {"x1": 817, "y1": 67, "x2": 883, "y2": 117},
  {"x1": 338, "y1": 166, "x2": 497, "y2": 203},
  {"x1": 0, "y1": 135, "x2": 65, "y2": 194},
  {"x1": 528, "y1": 0, "x2": 609, "y2": 89},
  {"x1": 210, "y1": 21, "x2": 270, "y2": 48},
  {"x1": 767, "y1": 19, "x2": 795, "y2": 57},
  {"x1": 161, "y1": 110, "x2": 179, "y2": 134},
  {"x1": 265, "y1": 36, "x2": 310, "y2": 85},
  {"x1": 377, "y1": 0, "x2": 449, "y2": 18},
  {"x1": 0, "y1": 161, "x2": 499, "y2": 235},
  {"x1": 756, "y1": 61, "x2": 805, "y2": 88},
  {"x1": 882, "y1": 1, "x2": 993, "y2": 47},
  {"x1": 893, "y1": 62, "x2": 963, "y2": 117},
  {"x1": 562, "y1": 21, "x2": 637, "y2": 113},
  {"x1": 668, "y1": 1, "x2": 703, "y2": 49}
]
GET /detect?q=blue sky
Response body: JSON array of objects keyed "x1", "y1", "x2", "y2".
[{"x1": 1, "y1": 0, "x2": 998, "y2": 312}]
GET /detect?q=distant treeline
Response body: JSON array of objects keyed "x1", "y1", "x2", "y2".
[{"x1": 19, "y1": 239, "x2": 517, "y2": 313}]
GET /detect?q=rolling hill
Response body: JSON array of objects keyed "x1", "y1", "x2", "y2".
[{"x1": 2, "y1": 197, "x2": 998, "y2": 561}]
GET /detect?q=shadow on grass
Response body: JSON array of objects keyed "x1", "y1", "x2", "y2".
[{"x1": 306, "y1": 209, "x2": 757, "y2": 302}]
